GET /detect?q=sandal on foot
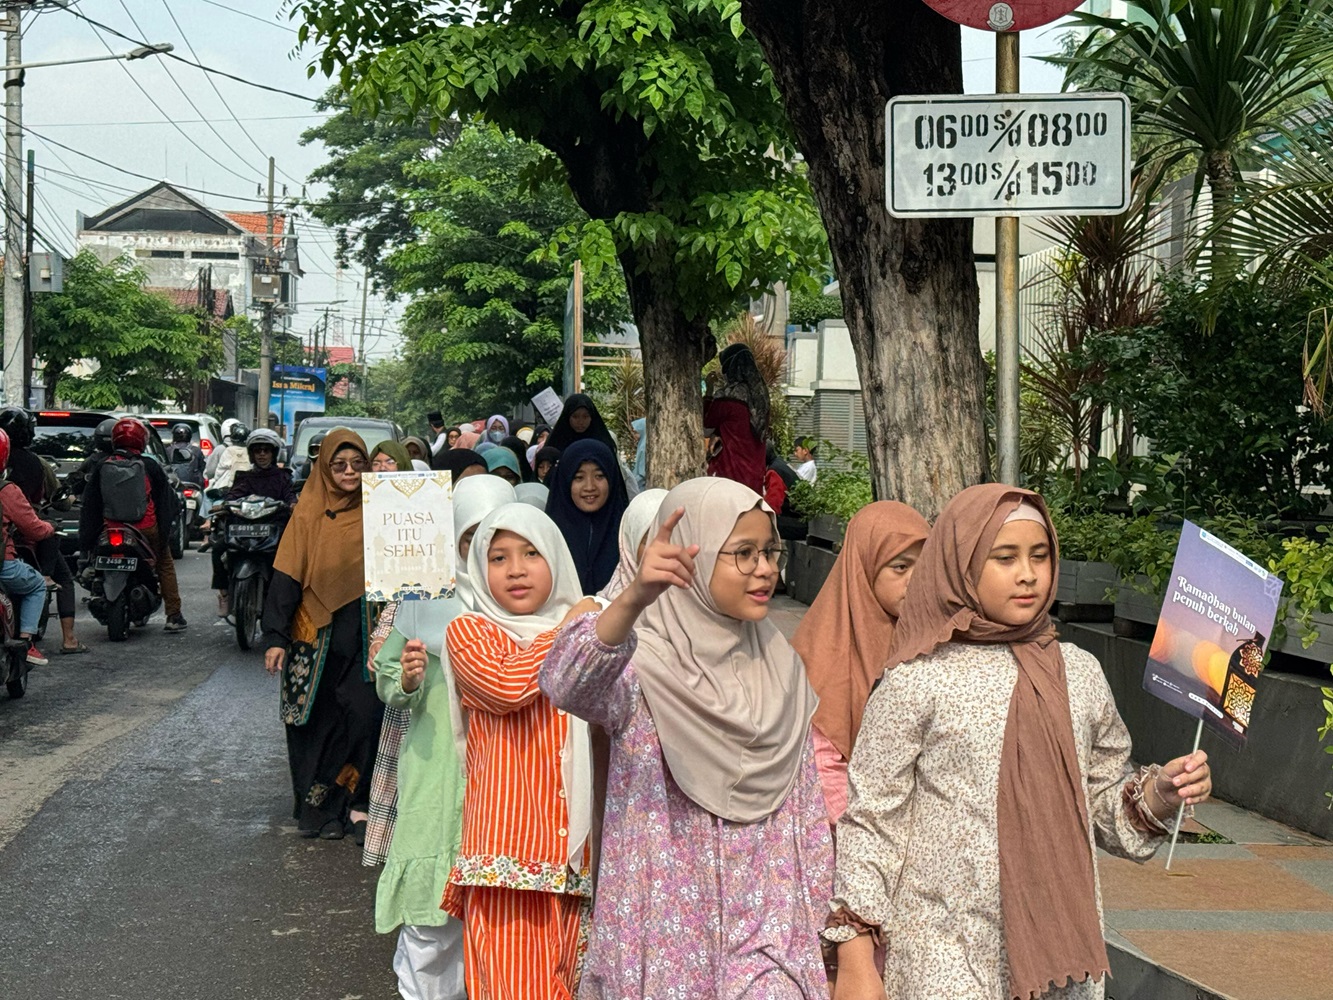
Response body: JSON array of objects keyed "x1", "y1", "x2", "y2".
[{"x1": 59, "y1": 642, "x2": 90, "y2": 655}]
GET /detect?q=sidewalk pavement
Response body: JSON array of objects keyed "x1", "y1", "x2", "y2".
[{"x1": 768, "y1": 596, "x2": 1330, "y2": 1000}]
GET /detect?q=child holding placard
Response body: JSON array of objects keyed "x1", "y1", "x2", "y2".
[{"x1": 830, "y1": 484, "x2": 1213, "y2": 1000}]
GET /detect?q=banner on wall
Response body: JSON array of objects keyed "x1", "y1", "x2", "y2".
[
  {"x1": 1141, "y1": 522, "x2": 1283, "y2": 748},
  {"x1": 362, "y1": 470, "x2": 455, "y2": 603}
]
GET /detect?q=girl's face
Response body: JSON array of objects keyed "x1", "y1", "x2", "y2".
[
  {"x1": 709, "y1": 508, "x2": 781, "y2": 622},
  {"x1": 536, "y1": 430, "x2": 549, "y2": 448},
  {"x1": 486, "y1": 529, "x2": 553, "y2": 615},
  {"x1": 446, "y1": 429, "x2": 460, "y2": 448},
  {"x1": 569, "y1": 407, "x2": 592, "y2": 433},
  {"x1": 329, "y1": 447, "x2": 366, "y2": 494},
  {"x1": 371, "y1": 453, "x2": 399, "y2": 472},
  {"x1": 976, "y1": 519, "x2": 1053, "y2": 626},
  {"x1": 873, "y1": 540, "x2": 924, "y2": 619},
  {"x1": 492, "y1": 466, "x2": 521, "y2": 486},
  {"x1": 458, "y1": 525, "x2": 479, "y2": 561},
  {"x1": 536, "y1": 459, "x2": 554, "y2": 482},
  {"x1": 571, "y1": 461, "x2": 609, "y2": 513},
  {"x1": 490, "y1": 419, "x2": 506, "y2": 434},
  {"x1": 457, "y1": 463, "x2": 486, "y2": 481},
  {"x1": 406, "y1": 442, "x2": 424, "y2": 460}
]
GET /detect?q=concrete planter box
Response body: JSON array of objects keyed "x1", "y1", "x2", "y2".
[
  {"x1": 1055, "y1": 559, "x2": 1118, "y2": 622},
  {"x1": 1062, "y1": 621, "x2": 1333, "y2": 841},
  {"x1": 806, "y1": 515, "x2": 847, "y2": 550},
  {"x1": 1114, "y1": 576, "x2": 1164, "y2": 633},
  {"x1": 1272, "y1": 611, "x2": 1333, "y2": 665},
  {"x1": 789, "y1": 540, "x2": 838, "y2": 607}
]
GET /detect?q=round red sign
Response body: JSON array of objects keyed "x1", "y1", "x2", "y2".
[{"x1": 920, "y1": 0, "x2": 1084, "y2": 32}]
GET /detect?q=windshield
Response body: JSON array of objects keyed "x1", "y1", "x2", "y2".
[
  {"x1": 32, "y1": 426, "x2": 95, "y2": 460},
  {"x1": 292, "y1": 421, "x2": 396, "y2": 466}
]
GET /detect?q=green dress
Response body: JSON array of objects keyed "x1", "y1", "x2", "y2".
[{"x1": 372, "y1": 627, "x2": 466, "y2": 933}]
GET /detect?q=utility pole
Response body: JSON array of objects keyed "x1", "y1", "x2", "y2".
[
  {"x1": 22, "y1": 144, "x2": 32, "y2": 406},
  {"x1": 256, "y1": 155, "x2": 275, "y2": 428},
  {"x1": 357, "y1": 274, "x2": 368, "y2": 402},
  {"x1": 2, "y1": 11, "x2": 23, "y2": 407}
]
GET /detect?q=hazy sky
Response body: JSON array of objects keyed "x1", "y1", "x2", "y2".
[{"x1": 15, "y1": 2, "x2": 1073, "y2": 364}]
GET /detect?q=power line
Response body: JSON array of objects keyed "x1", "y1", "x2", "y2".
[
  {"x1": 112, "y1": 0, "x2": 265, "y2": 182},
  {"x1": 159, "y1": 0, "x2": 306, "y2": 189},
  {"x1": 29, "y1": 114, "x2": 332, "y2": 128},
  {"x1": 195, "y1": 0, "x2": 299, "y2": 34},
  {"x1": 81, "y1": 16, "x2": 258, "y2": 186},
  {"x1": 62, "y1": 8, "x2": 344, "y2": 107}
]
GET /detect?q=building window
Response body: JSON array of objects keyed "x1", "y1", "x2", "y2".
[
  {"x1": 149, "y1": 250, "x2": 185, "y2": 259},
  {"x1": 192, "y1": 251, "x2": 239, "y2": 260}
]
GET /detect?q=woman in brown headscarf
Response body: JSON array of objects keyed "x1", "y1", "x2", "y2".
[
  {"x1": 828, "y1": 484, "x2": 1212, "y2": 1000},
  {"x1": 792, "y1": 501, "x2": 929, "y2": 829},
  {"x1": 262, "y1": 428, "x2": 384, "y2": 842}
]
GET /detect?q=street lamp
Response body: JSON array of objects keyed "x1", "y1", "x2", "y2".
[{"x1": 2, "y1": 39, "x2": 174, "y2": 406}]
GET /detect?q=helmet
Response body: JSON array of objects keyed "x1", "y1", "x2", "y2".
[
  {"x1": 307, "y1": 430, "x2": 327, "y2": 458},
  {"x1": 246, "y1": 428, "x2": 281, "y2": 459},
  {"x1": 0, "y1": 407, "x2": 32, "y2": 448},
  {"x1": 93, "y1": 418, "x2": 116, "y2": 453},
  {"x1": 111, "y1": 417, "x2": 148, "y2": 453},
  {"x1": 230, "y1": 422, "x2": 250, "y2": 446},
  {"x1": 0, "y1": 427, "x2": 10, "y2": 475},
  {"x1": 171, "y1": 422, "x2": 192, "y2": 443}
]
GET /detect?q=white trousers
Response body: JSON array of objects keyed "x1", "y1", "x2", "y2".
[{"x1": 393, "y1": 921, "x2": 466, "y2": 1000}]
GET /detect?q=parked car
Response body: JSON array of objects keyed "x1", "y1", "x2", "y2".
[
  {"x1": 290, "y1": 416, "x2": 403, "y2": 488},
  {"x1": 134, "y1": 412, "x2": 224, "y2": 461}
]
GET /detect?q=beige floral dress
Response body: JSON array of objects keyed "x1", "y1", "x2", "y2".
[{"x1": 828, "y1": 641, "x2": 1166, "y2": 1000}]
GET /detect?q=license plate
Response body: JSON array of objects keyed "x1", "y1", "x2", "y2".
[
  {"x1": 94, "y1": 556, "x2": 138, "y2": 571},
  {"x1": 186, "y1": 499, "x2": 197, "y2": 511},
  {"x1": 230, "y1": 523, "x2": 273, "y2": 538}
]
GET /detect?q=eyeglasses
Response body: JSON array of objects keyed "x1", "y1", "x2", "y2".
[
  {"x1": 718, "y1": 544, "x2": 787, "y2": 576},
  {"x1": 330, "y1": 458, "x2": 367, "y2": 473}
]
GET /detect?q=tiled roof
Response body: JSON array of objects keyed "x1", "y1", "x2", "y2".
[
  {"x1": 223, "y1": 211, "x2": 286, "y2": 236},
  {"x1": 309, "y1": 346, "x2": 356, "y2": 366},
  {"x1": 146, "y1": 286, "x2": 234, "y2": 318}
]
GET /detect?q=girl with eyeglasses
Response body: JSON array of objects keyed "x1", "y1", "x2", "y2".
[
  {"x1": 262, "y1": 429, "x2": 384, "y2": 843},
  {"x1": 539, "y1": 478, "x2": 831, "y2": 999}
]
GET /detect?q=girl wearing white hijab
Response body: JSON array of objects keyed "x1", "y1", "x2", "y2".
[
  {"x1": 539, "y1": 477, "x2": 832, "y2": 999},
  {"x1": 365, "y1": 476, "x2": 514, "y2": 1000},
  {"x1": 442, "y1": 503, "x2": 598, "y2": 999},
  {"x1": 597, "y1": 487, "x2": 668, "y2": 602},
  {"x1": 513, "y1": 482, "x2": 550, "y2": 510}
]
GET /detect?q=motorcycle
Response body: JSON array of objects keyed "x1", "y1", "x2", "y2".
[
  {"x1": 0, "y1": 590, "x2": 32, "y2": 698},
  {"x1": 179, "y1": 481, "x2": 204, "y2": 541},
  {"x1": 82, "y1": 524, "x2": 161, "y2": 642},
  {"x1": 213, "y1": 495, "x2": 288, "y2": 650}
]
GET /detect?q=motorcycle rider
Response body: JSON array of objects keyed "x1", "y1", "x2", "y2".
[
  {"x1": 212, "y1": 429, "x2": 295, "y2": 617},
  {"x1": 0, "y1": 428, "x2": 54, "y2": 667},
  {"x1": 167, "y1": 422, "x2": 206, "y2": 486},
  {"x1": 79, "y1": 417, "x2": 186, "y2": 633},
  {"x1": 200, "y1": 419, "x2": 251, "y2": 552},
  {"x1": 0, "y1": 408, "x2": 85, "y2": 654},
  {"x1": 67, "y1": 417, "x2": 117, "y2": 498},
  {"x1": 294, "y1": 429, "x2": 326, "y2": 486}
]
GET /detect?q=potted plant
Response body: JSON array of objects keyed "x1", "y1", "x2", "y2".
[
  {"x1": 1050, "y1": 510, "x2": 1123, "y2": 621},
  {"x1": 785, "y1": 453, "x2": 874, "y2": 604},
  {"x1": 1268, "y1": 533, "x2": 1333, "y2": 664}
]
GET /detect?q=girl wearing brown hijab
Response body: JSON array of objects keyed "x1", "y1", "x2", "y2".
[
  {"x1": 829, "y1": 484, "x2": 1212, "y2": 1000},
  {"x1": 792, "y1": 500, "x2": 929, "y2": 828},
  {"x1": 262, "y1": 428, "x2": 385, "y2": 842}
]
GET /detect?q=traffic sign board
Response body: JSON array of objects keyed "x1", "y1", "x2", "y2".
[
  {"x1": 920, "y1": 0, "x2": 1085, "y2": 32},
  {"x1": 885, "y1": 93, "x2": 1131, "y2": 219}
]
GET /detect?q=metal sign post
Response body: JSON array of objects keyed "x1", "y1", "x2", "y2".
[{"x1": 995, "y1": 32, "x2": 1021, "y2": 485}]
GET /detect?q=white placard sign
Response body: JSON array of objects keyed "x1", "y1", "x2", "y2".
[
  {"x1": 886, "y1": 92, "x2": 1131, "y2": 218},
  {"x1": 532, "y1": 386, "x2": 565, "y2": 425},
  {"x1": 362, "y1": 470, "x2": 455, "y2": 602}
]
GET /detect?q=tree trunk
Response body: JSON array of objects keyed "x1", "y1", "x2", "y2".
[
  {"x1": 745, "y1": 0, "x2": 986, "y2": 517},
  {"x1": 1206, "y1": 148, "x2": 1238, "y2": 279},
  {"x1": 624, "y1": 250, "x2": 712, "y2": 488}
]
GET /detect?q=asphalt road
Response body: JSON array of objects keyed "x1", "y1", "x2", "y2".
[{"x1": 0, "y1": 548, "x2": 397, "y2": 999}]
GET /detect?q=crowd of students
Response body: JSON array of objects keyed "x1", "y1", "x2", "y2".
[{"x1": 259, "y1": 379, "x2": 1213, "y2": 1000}]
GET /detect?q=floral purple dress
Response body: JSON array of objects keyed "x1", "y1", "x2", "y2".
[{"x1": 540, "y1": 615, "x2": 833, "y2": 1000}]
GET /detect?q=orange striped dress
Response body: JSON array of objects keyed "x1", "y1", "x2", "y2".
[{"x1": 442, "y1": 613, "x2": 590, "y2": 999}]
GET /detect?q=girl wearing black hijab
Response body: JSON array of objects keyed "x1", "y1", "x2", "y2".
[
  {"x1": 533, "y1": 446, "x2": 561, "y2": 485},
  {"x1": 544, "y1": 439, "x2": 629, "y2": 593},
  {"x1": 435, "y1": 448, "x2": 488, "y2": 481},
  {"x1": 546, "y1": 393, "x2": 617, "y2": 453}
]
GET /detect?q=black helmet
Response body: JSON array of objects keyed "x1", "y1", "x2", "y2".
[
  {"x1": 0, "y1": 407, "x2": 32, "y2": 448},
  {"x1": 307, "y1": 430, "x2": 327, "y2": 458},
  {"x1": 230, "y1": 422, "x2": 250, "y2": 445},
  {"x1": 93, "y1": 417, "x2": 116, "y2": 453},
  {"x1": 171, "y1": 422, "x2": 192, "y2": 443}
]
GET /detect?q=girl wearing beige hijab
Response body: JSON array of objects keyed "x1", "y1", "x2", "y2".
[
  {"x1": 829, "y1": 484, "x2": 1212, "y2": 1000},
  {"x1": 539, "y1": 477, "x2": 832, "y2": 999}
]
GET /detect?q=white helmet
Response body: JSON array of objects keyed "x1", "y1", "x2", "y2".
[{"x1": 221, "y1": 417, "x2": 240, "y2": 445}]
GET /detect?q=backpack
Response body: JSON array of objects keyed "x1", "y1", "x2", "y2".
[
  {"x1": 99, "y1": 453, "x2": 149, "y2": 523},
  {"x1": 168, "y1": 443, "x2": 198, "y2": 483}
]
